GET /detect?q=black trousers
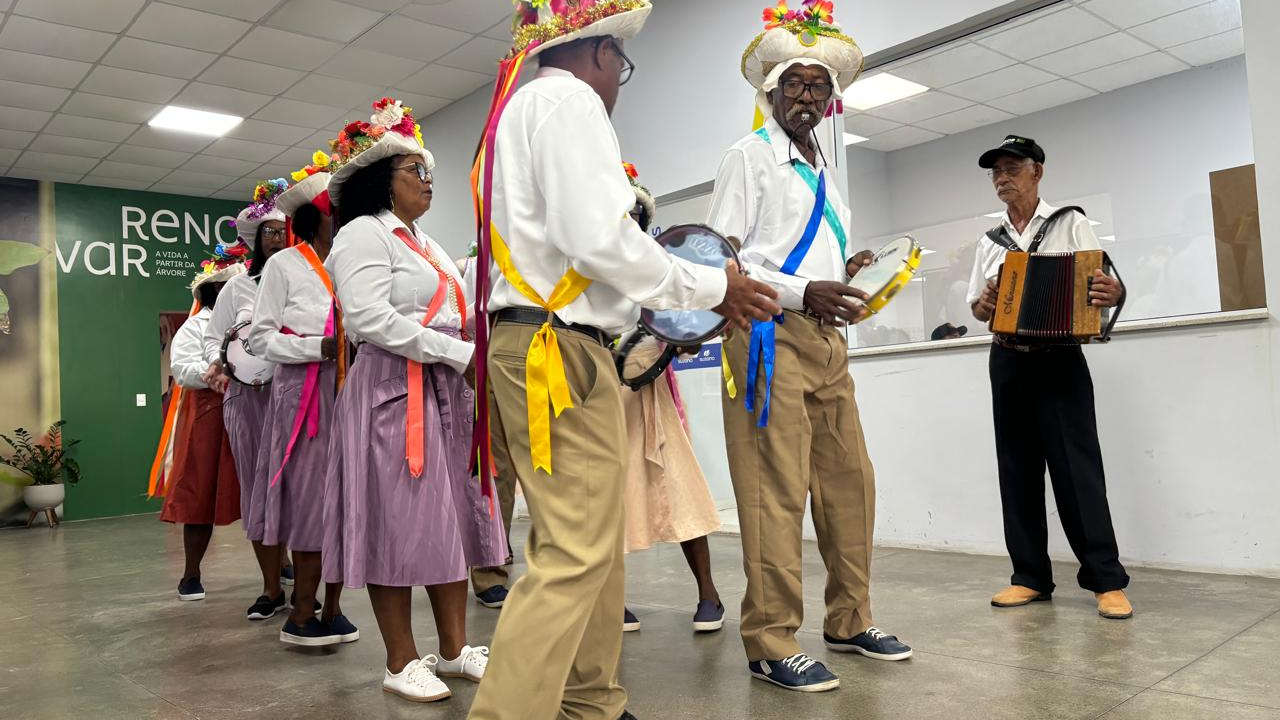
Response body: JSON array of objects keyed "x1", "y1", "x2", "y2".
[{"x1": 989, "y1": 342, "x2": 1129, "y2": 594}]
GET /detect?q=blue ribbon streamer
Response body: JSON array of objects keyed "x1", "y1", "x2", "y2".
[{"x1": 745, "y1": 314, "x2": 783, "y2": 428}]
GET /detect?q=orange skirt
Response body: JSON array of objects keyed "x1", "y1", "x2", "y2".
[{"x1": 160, "y1": 388, "x2": 241, "y2": 526}]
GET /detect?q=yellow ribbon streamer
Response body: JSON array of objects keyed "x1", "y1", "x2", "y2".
[{"x1": 488, "y1": 223, "x2": 592, "y2": 474}]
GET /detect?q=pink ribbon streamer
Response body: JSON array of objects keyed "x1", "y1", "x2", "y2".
[
  {"x1": 270, "y1": 304, "x2": 335, "y2": 487},
  {"x1": 664, "y1": 364, "x2": 689, "y2": 434}
]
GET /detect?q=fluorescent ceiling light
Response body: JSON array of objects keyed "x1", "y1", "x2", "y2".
[
  {"x1": 984, "y1": 211, "x2": 1005, "y2": 218},
  {"x1": 149, "y1": 106, "x2": 242, "y2": 137},
  {"x1": 920, "y1": 248, "x2": 936, "y2": 256},
  {"x1": 843, "y1": 132, "x2": 869, "y2": 146},
  {"x1": 1099, "y1": 235, "x2": 1116, "y2": 243},
  {"x1": 844, "y1": 73, "x2": 930, "y2": 111}
]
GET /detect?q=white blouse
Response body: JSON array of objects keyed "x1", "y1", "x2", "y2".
[
  {"x1": 171, "y1": 308, "x2": 212, "y2": 390},
  {"x1": 202, "y1": 272, "x2": 258, "y2": 366},
  {"x1": 325, "y1": 210, "x2": 473, "y2": 374},
  {"x1": 965, "y1": 199, "x2": 1101, "y2": 306},
  {"x1": 249, "y1": 245, "x2": 333, "y2": 365}
]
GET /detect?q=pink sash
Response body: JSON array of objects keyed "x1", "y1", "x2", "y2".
[{"x1": 270, "y1": 304, "x2": 335, "y2": 487}]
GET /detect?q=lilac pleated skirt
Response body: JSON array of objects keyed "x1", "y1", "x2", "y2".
[
  {"x1": 222, "y1": 381, "x2": 272, "y2": 542},
  {"x1": 321, "y1": 341, "x2": 505, "y2": 588},
  {"x1": 254, "y1": 360, "x2": 336, "y2": 553}
]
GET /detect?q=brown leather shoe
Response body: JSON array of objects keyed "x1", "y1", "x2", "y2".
[
  {"x1": 991, "y1": 585, "x2": 1051, "y2": 607},
  {"x1": 1096, "y1": 590, "x2": 1133, "y2": 619}
]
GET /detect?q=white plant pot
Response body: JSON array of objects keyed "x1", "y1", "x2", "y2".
[{"x1": 23, "y1": 484, "x2": 65, "y2": 511}]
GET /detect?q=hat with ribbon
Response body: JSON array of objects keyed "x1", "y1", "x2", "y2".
[
  {"x1": 509, "y1": 0, "x2": 652, "y2": 61},
  {"x1": 327, "y1": 97, "x2": 430, "y2": 208},
  {"x1": 744, "y1": 1, "x2": 864, "y2": 116},
  {"x1": 279, "y1": 150, "x2": 335, "y2": 218}
]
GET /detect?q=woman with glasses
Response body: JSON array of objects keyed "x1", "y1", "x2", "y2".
[
  {"x1": 202, "y1": 185, "x2": 291, "y2": 622},
  {"x1": 320, "y1": 99, "x2": 505, "y2": 703},
  {"x1": 248, "y1": 166, "x2": 357, "y2": 648}
]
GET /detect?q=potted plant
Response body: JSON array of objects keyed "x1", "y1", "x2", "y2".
[{"x1": 1, "y1": 421, "x2": 81, "y2": 527}]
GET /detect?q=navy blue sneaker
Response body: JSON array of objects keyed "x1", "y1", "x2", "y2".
[
  {"x1": 623, "y1": 607, "x2": 640, "y2": 632},
  {"x1": 749, "y1": 654, "x2": 839, "y2": 692},
  {"x1": 177, "y1": 577, "x2": 205, "y2": 602},
  {"x1": 324, "y1": 614, "x2": 360, "y2": 644},
  {"x1": 247, "y1": 593, "x2": 286, "y2": 621},
  {"x1": 693, "y1": 600, "x2": 724, "y2": 633},
  {"x1": 280, "y1": 617, "x2": 341, "y2": 646},
  {"x1": 476, "y1": 585, "x2": 508, "y2": 609},
  {"x1": 280, "y1": 565, "x2": 295, "y2": 587},
  {"x1": 824, "y1": 627, "x2": 913, "y2": 661}
]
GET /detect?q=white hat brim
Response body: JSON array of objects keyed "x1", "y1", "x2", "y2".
[
  {"x1": 525, "y1": 4, "x2": 652, "y2": 60},
  {"x1": 235, "y1": 207, "x2": 286, "y2": 245},
  {"x1": 743, "y1": 28, "x2": 864, "y2": 93},
  {"x1": 329, "y1": 132, "x2": 434, "y2": 208},
  {"x1": 278, "y1": 173, "x2": 331, "y2": 217},
  {"x1": 190, "y1": 262, "x2": 246, "y2": 297}
]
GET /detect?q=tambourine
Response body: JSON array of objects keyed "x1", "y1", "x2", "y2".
[
  {"x1": 615, "y1": 224, "x2": 739, "y2": 390},
  {"x1": 847, "y1": 235, "x2": 922, "y2": 320},
  {"x1": 221, "y1": 320, "x2": 275, "y2": 387}
]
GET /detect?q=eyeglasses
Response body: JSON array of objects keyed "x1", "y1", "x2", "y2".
[
  {"x1": 394, "y1": 162, "x2": 432, "y2": 184},
  {"x1": 780, "y1": 80, "x2": 834, "y2": 101},
  {"x1": 987, "y1": 162, "x2": 1032, "y2": 179},
  {"x1": 261, "y1": 227, "x2": 285, "y2": 240},
  {"x1": 598, "y1": 38, "x2": 635, "y2": 85}
]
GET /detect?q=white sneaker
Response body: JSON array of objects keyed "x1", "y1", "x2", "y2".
[
  {"x1": 436, "y1": 645, "x2": 489, "y2": 683},
  {"x1": 382, "y1": 657, "x2": 451, "y2": 703}
]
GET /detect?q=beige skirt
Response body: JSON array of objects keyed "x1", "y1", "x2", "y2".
[{"x1": 621, "y1": 340, "x2": 721, "y2": 552}]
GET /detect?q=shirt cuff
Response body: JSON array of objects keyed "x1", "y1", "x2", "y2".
[
  {"x1": 689, "y1": 264, "x2": 729, "y2": 310},
  {"x1": 302, "y1": 336, "x2": 326, "y2": 363},
  {"x1": 437, "y1": 336, "x2": 475, "y2": 375}
]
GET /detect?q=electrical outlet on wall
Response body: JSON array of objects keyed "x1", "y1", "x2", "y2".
[{"x1": 136, "y1": 394, "x2": 147, "y2": 407}]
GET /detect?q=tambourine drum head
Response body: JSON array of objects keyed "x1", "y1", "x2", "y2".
[
  {"x1": 848, "y1": 236, "x2": 916, "y2": 296},
  {"x1": 640, "y1": 224, "x2": 736, "y2": 344},
  {"x1": 222, "y1": 323, "x2": 274, "y2": 386}
]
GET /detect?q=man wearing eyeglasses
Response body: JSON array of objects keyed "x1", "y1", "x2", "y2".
[
  {"x1": 470, "y1": 4, "x2": 782, "y2": 720},
  {"x1": 968, "y1": 134, "x2": 1132, "y2": 621},
  {"x1": 706, "y1": 5, "x2": 913, "y2": 695}
]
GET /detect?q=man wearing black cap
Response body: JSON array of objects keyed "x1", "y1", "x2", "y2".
[
  {"x1": 967, "y1": 135, "x2": 1133, "y2": 621},
  {"x1": 930, "y1": 323, "x2": 967, "y2": 341}
]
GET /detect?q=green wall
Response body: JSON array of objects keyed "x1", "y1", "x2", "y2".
[{"x1": 53, "y1": 184, "x2": 242, "y2": 520}]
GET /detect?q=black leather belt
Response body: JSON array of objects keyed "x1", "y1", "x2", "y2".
[
  {"x1": 993, "y1": 334, "x2": 1075, "y2": 353},
  {"x1": 492, "y1": 307, "x2": 613, "y2": 348}
]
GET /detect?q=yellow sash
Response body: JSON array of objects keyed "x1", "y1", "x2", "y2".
[{"x1": 483, "y1": 203, "x2": 592, "y2": 474}]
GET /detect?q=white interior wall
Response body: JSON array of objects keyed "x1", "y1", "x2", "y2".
[{"x1": 417, "y1": 0, "x2": 1280, "y2": 577}]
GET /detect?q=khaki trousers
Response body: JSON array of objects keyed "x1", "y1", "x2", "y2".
[
  {"x1": 469, "y1": 322, "x2": 628, "y2": 720},
  {"x1": 721, "y1": 311, "x2": 876, "y2": 662},
  {"x1": 470, "y1": 466, "x2": 516, "y2": 593}
]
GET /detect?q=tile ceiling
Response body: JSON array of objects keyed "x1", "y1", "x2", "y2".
[
  {"x1": 0, "y1": 0, "x2": 514, "y2": 199},
  {"x1": 846, "y1": 0, "x2": 1245, "y2": 152}
]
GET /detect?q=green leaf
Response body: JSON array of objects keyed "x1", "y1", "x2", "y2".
[
  {"x1": 0, "y1": 469, "x2": 32, "y2": 488},
  {"x1": 0, "y1": 240, "x2": 48, "y2": 275}
]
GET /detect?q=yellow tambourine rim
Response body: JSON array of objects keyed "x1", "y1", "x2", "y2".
[{"x1": 859, "y1": 240, "x2": 923, "y2": 317}]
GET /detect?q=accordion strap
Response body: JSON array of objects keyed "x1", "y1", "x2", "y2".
[
  {"x1": 1098, "y1": 252, "x2": 1125, "y2": 343},
  {"x1": 985, "y1": 205, "x2": 1087, "y2": 253}
]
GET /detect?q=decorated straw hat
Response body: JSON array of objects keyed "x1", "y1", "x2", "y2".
[
  {"x1": 509, "y1": 0, "x2": 653, "y2": 60},
  {"x1": 623, "y1": 162, "x2": 655, "y2": 224},
  {"x1": 327, "y1": 97, "x2": 430, "y2": 208},
  {"x1": 231, "y1": 179, "x2": 288, "y2": 245},
  {"x1": 188, "y1": 251, "x2": 247, "y2": 299},
  {"x1": 743, "y1": 1, "x2": 864, "y2": 110},
  {"x1": 279, "y1": 150, "x2": 334, "y2": 218}
]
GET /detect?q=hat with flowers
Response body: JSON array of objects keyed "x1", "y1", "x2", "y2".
[
  {"x1": 744, "y1": 1, "x2": 864, "y2": 113},
  {"x1": 230, "y1": 178, "x2": 288, "y2": 246},
  {"x1": 508, "y1": 0, "x2": 652, "y2": 61},
  {"x1": 278, "y1": 150, "x2": 334, "y2": 218},
  {"x1": 622, "y1": 161, "x2": 655, "y2": 225},
  {"x1": 327, "y1": 97, "x2": 429, "y2": 208}
]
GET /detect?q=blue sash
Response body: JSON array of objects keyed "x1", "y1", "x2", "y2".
[{"x1": 743, "y1": 127, "x2": 847, "y2": 427}]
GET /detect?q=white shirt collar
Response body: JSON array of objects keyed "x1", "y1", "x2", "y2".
[
  {"x1": 762, "y1": 115, "x2": 826, "y2": 171},
  {"x1": 376, "y1": 209, "x2": 416, "y2": 237},
  {"x1": 1000, "y1": 198, "x2": 1055, "y2": 232},
  {"x1": 535, "y1": 66, "x2": 575, "y2": 80}
]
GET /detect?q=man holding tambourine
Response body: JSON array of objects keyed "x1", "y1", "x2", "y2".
[{"x1": 705, "y1": 1, "x2": 913, "y2": 694}]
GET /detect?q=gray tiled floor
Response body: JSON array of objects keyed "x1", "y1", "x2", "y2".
[{"x1": 2, "y1": 515, "x2": 1279, "y2": 719}]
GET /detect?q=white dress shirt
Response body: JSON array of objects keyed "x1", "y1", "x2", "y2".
[
  {"x1": 706, "y1": 116, "x2": 854, "y2": 311},
  {"x1": 326, "y1": 210, "x2": 473, "y2": 374},
  {"x1": 171, "y1": 308, "x2": 212, "y2": 390},
  {"x1": 203, "y1": 272, "x2": 258, "y2": 366},
  {"x1": 966, "y1": 198, "x2": 1101, "y2": 306},
  {"x1": 485, "y1": 66, "x2": 727, "y2": 336},
  {"x1": 249, "y1": 245, "x2": 334, "y2": 365}
]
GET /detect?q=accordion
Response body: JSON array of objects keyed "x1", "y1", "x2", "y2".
[{"x1": 989, "y1": 250, "x2": 1120, "y2": 342}]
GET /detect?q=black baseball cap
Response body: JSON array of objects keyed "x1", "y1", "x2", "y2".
[
  {"x1": 979, "y1": 135, "x2": 1046, "y2": 168},
  {"x1": 931, "y1": 323, "x2": 969, "y2": 341}
]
